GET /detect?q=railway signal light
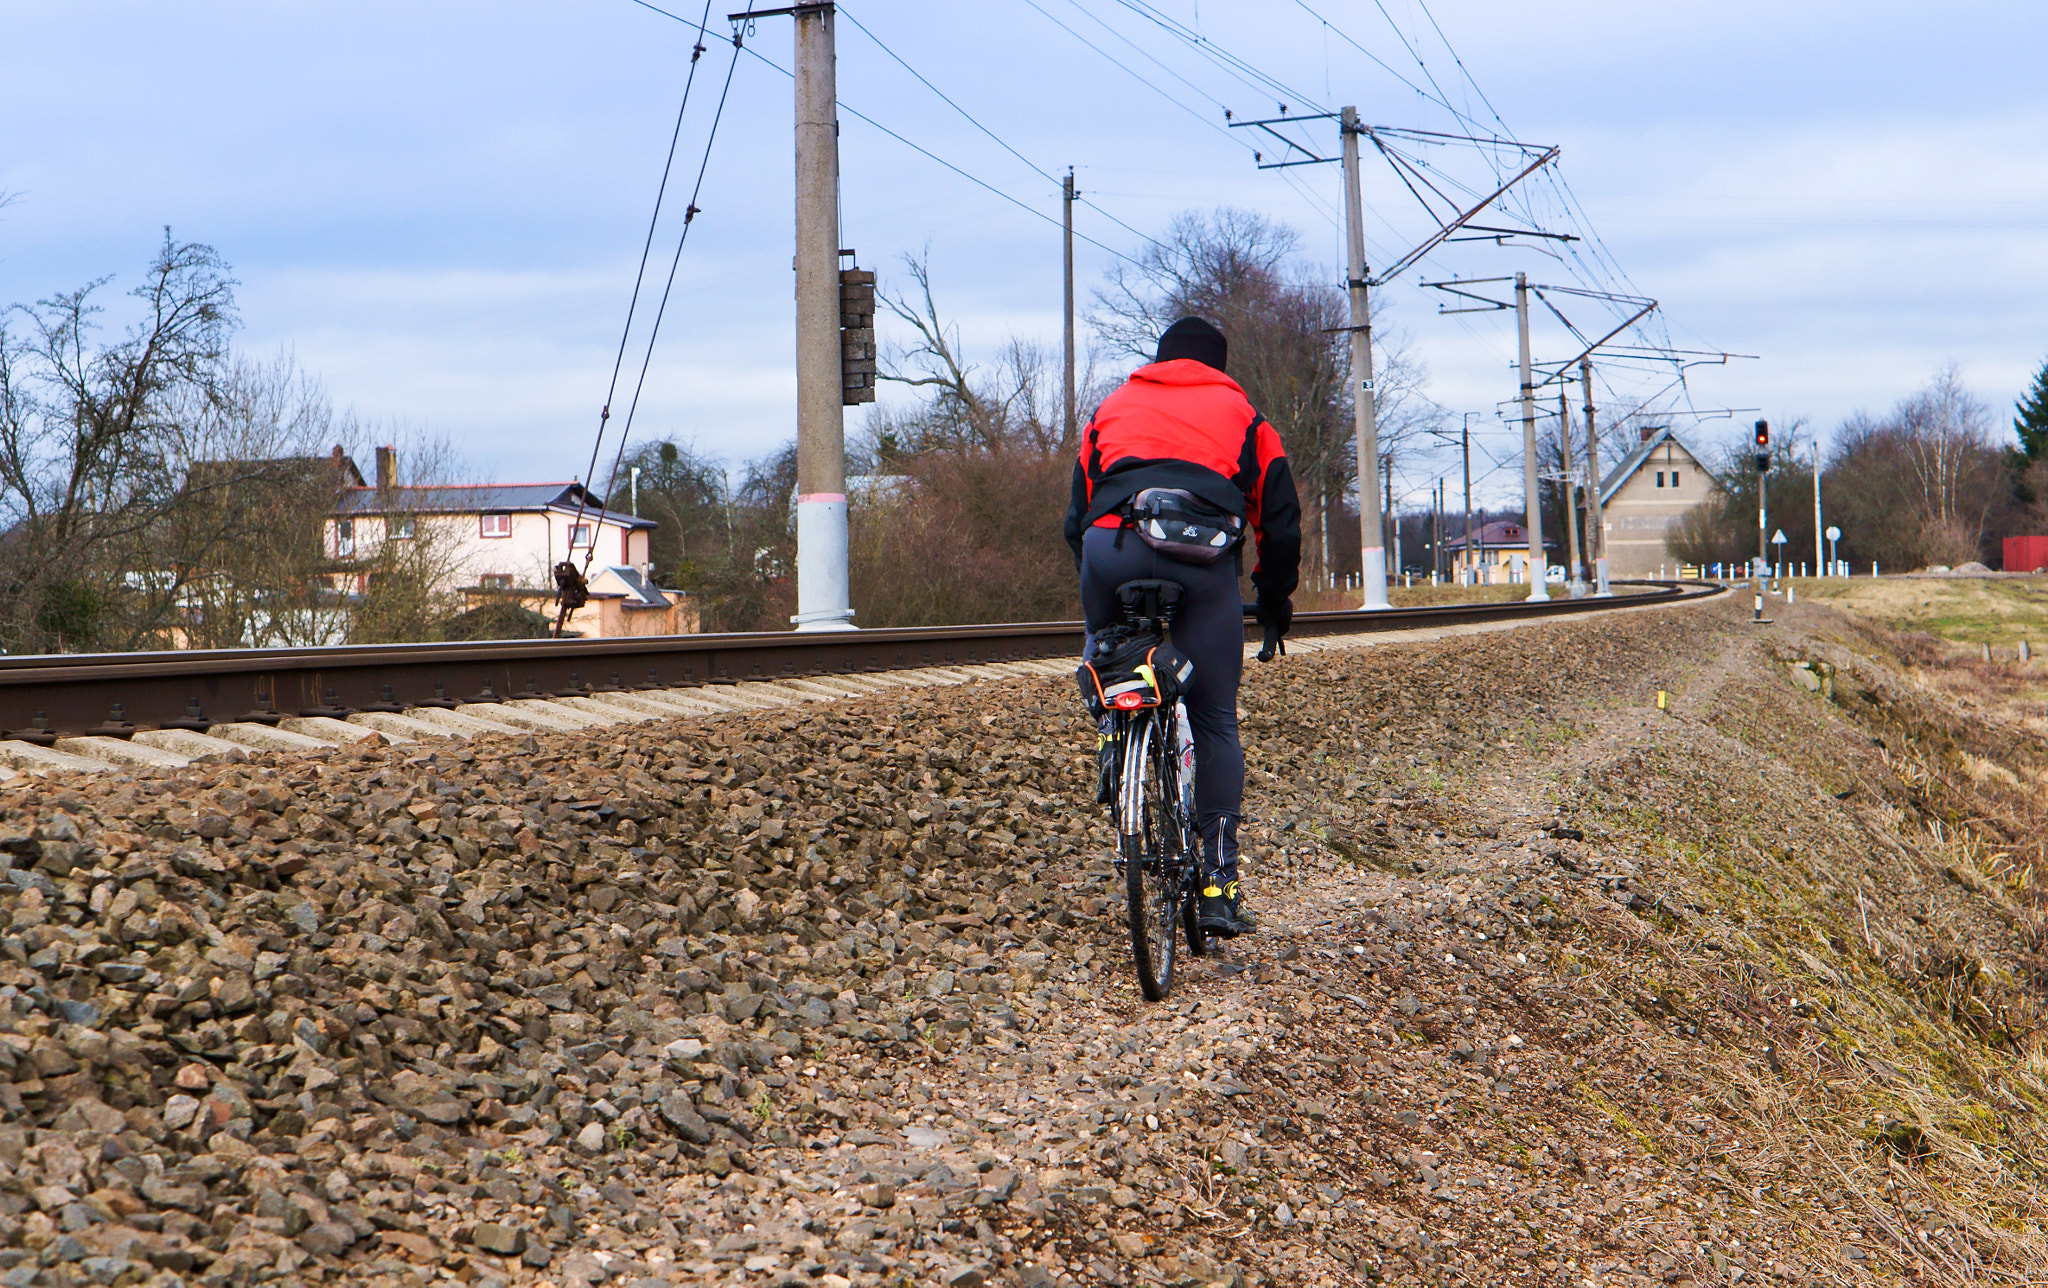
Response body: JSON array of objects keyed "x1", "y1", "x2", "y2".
[{"x1": 1753, "y1": 419, "x2": 1770, "y2": 474}]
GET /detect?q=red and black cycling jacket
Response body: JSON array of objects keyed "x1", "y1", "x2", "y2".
[{"x1": 1062, "y1": 359, "x2": 1301, "y2": 597}]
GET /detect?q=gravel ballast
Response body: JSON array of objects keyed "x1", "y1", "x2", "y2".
[{"x1": 3, "y1": 591, "x2": 2045, "y2": 1286}]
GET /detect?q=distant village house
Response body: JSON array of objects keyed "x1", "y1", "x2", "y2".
[
  {"x1": 1443, "y1": 519, "x2": 1559, "y2": 583},
  {"x1": 1596, "y1": 426, "x2": 1725, "y2": 576},
  {"x1": 326, "y1": 447, "x2": 695, "y2": 637}
]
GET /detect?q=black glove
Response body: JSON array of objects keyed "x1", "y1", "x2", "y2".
[{"x1": 1255, "y1": 591, "x2": 1293, "y2": 638}]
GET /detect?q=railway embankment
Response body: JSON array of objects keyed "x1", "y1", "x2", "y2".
[{"x1": 1, "y1": 590, "x2": 2044, "y2": 1287}]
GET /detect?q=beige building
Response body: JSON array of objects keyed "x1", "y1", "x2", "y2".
[
  {"x1": 1596, "y1": 427, "x2": 1724, "y2": 576},
  {"x1": 1442, "y1": 519, "x2": 1560, "y2": 583}
]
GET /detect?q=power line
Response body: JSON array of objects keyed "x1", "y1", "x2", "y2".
[
  {"x1": 838, "y1": 5, "x2": 1167, "y2": 256},
  {"x1": 840, "y1": 6, "x2": 1058, "y2": 187},
  {"x1": 735, "y1": 43, "x2": 1141, "y2": 265},
  {"x1": 1289, "y1": 0, "x2": 1473, "y2": 132},
  {"x1": 1101, "y1": 0, "x2": 1326, "y2": 116},
  {"x1": 573, "y1": 0, "x2": 719, "y2": 545},
  {"x1": 579, "y1": 27, "x2": 748, "y2": 579}
]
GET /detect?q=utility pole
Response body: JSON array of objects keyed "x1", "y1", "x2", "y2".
[
  {"x1": 1383, "y1": 454, "x2": 1395, "y2": 577},
  {"x1": 790, "y1": 2, "x2": 854, "y2": 630},
  {"x1": 1581, "y1": 357, "x2": 1610, "y2": 596},
  {"x1": 1559, "y1": 386, "x2": 1583, "y2": 594},
  {"x1": 1812, "y1": 437, "x2": 1823, "y2": 581},
  {"x1": 1340, "y1": 107, "x2": 1389, "y2": 609},
  {"x1": 1062, "y1": 167, "x2": 1078, "y2": 448},
  {"x1": 1434, "y1": 478, "x2": 1446, "y2": 582},
  {"x1": 1515, "y1": 272, "x2": 1548, "y2": 600},
  {"x1": 1461, "y1": 412, "x2": 1474, "y2": 585}
]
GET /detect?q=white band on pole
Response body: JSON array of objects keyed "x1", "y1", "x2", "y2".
[{"x1": 793, "y1": 497, "x2": 855, "y2": 631}]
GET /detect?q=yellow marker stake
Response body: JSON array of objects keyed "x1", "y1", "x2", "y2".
[{"x1": 1656, "y1": 689, "x2": 1668, "y2": 711}]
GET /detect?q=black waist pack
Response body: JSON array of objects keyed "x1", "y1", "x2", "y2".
[
  {"x1": 1127, "y1": 487, "x2": 1244, "y2": 565},
  {"x1": 1076, "y1": 624, "x2": 1194, "y2": 718}
]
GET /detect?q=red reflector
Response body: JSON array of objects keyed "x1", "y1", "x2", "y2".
[{"x1": 1112, "y1": 693, "x2": 1145, "y2": 709}]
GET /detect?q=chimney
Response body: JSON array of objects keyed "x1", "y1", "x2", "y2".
[
  {"x1": 375, "y1": 446, "x2": 396, "y2": 492},
  {"x1": 1639, "y1": 425, "x2": 1654, "y2": 443}
]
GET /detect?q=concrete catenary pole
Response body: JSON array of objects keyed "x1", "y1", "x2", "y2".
[
  {"x1": 1560, "y1": 387, "x2": 1583, "y2": 592},
  {"x1": 1340, "y1": 107, "x2": 1390, "y2": 609},
  {"x1": 1461, "y1": 412, "x2": 1474, "y2": 584},
  {"x1": 792, "y1": 5, "x2": 854, "y2": 631},
  {"x1": 1812, "y1": 438, "x2": 1823, "y2": 581},
  {"x1": 1062, "y1": 168, "x2": 1078, "y2": 448},
  {"x1": 1581, "y1": 357, "x2": 1611, "y2": 596},
  {"x1": 1756, "y1": 420, "x2": 1770, "y2": 622},
  {"x1": 1515, "y1": 272, "x2": 1549, "y2": 600}
]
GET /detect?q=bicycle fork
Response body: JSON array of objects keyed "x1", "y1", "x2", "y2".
[{"x1": 1112, "y1": 716, "x2": 1150, "y2": 873}]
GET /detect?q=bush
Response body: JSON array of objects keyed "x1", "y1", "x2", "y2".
[{"x1": 849, "y1": 451, "x2": 1079, "y2": 627}]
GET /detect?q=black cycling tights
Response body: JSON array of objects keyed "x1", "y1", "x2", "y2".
[{"x1": 1079, "y1": 526, "x2": 1244, "y2": 881}]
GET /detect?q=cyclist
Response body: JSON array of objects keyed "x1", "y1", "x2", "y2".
[{"x1": 1063, "y1": 316, "x2": 1300, "y2": 938}]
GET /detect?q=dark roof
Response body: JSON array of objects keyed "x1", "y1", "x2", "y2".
[
  {"x1": 1445, "y1": 519, "x2": 1554, "y2": 552},
  {"x1": 597, "y1": 565, "x2": 670, "y2": 609},
  {"x1": 187, "y1": 452, "x2": 365, "y2": 492},
  {"x1": 337, "y1": 482, "x2": 655, "y2": 529}
]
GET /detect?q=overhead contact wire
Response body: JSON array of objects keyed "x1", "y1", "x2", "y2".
[
  {"x1": 568, "y1": 0, "x2": 717, "y2": 553},
  {"x1": 737, "y1": 44, "x2": 1142, "y2": 265},
  {"x1": 584, "y1": 31, "x2": 748, "y2": 581}
]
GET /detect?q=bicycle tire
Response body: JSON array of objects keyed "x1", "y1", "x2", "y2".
[
  {"x1": 1118, "y1": 714, "x2": 1180, "y2": 1001},
  {"x1": 1122, "y1": 716, "x2": 1187, "y2": 999}
]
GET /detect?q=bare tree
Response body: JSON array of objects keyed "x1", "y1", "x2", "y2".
[
  {"x1": 0, "y1": 232, "x2": 240, "y2": 651},
  {"x1": 872, "y1": 253, "x2": 1083, "y2": 458},
  {"x1": 0, "y1": 235, "x2": 480, "y2": 651},
  {"x1": 1089, "y1": 207, "x2": 1437, "y2": 589},
  {"x1": 1826, "y1": 369, "x2": 2009, "y2": 569}
]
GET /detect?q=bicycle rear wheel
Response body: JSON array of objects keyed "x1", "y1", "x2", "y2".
[{"x1": 1118, "y1": 713, "x2": 1182, "y2": 1001}]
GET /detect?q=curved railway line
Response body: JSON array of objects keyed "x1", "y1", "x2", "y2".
[{"x1": 0, "y1": 581, "x2": 1721, "y2": 777}]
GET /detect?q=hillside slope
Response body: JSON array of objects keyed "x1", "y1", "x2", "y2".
[{"x1": 1, "y1": 592, "x2": 2043, "y2": 1287}]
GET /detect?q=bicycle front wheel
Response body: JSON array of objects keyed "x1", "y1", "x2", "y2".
[{"x1": 1118, "y1": 713, "x2": 1181, "y2": 1001}]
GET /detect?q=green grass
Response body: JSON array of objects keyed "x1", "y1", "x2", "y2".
[{"x1": 1795, "y1": 575, "x2": 2048, "y2": 646}]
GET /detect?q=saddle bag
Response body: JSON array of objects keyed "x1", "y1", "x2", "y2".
[
  {"x1": 1127, "y1": 487, "x2": 1244, "y2": 565},
  {"x1": 1076, "y1": 624, "x2": 1194, "y2": 718}
]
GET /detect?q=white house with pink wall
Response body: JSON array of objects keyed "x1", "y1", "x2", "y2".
[
  {"x1": 321, "y1": 450, "x2": 690, "y2": 635},
  {"x1": 329, "y1": 480, "x2": 654, "y2": 589}
]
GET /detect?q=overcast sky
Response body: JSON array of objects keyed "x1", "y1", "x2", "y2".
[{"x1": 5, "y1": 1, "x2": 2045, "y2": 509}]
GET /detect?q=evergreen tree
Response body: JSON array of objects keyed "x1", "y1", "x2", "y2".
[{"x1": 2018, "y1": 355, "x2": 2048, "y2": 462}]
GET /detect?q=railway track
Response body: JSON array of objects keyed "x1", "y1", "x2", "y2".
[{"x1": 0, "y1": 579, "x2": 1720, "y2": 777}]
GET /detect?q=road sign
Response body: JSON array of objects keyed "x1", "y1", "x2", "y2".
[
  {"x1": 1825, "y1": 526, "x2": 1840, "y2": 541},
  {"x1": 1771, "y1": 530, "x2": 1787, "y2": 546}
]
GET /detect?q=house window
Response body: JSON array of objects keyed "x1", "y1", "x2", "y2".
[
  {"x1": 480, "y1": 513, "x2": 512, "y2": 538},
  {"x1": 336, "y1": 518, "x2": 355, "y2": 557},
  {"x1": 1655, "y1": 471, "x2": 1665, "y2": 488},
  {"x1": 480, "y1": 574, "x2": 513, "y2": 590},
  {"x1": 569, "y1": 524, "x2": 593, "y2": 548},
  {"x1": 1671, "y1": 470, "x2": 1681, "y2": 488},
  {"x1": 389, "y1": 515, "x2": 416, "y2": 539}
]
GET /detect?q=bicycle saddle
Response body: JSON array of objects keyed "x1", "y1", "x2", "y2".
[{"x1": 1115, "y1": 579, "x2": 1185, "y2": 612}]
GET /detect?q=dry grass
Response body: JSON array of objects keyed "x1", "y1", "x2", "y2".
[
  {"x1": 1297, "y1": 581, "x2": 1658, "y2": 612},
  {"x1": 1796, "y1": 574, "x2": 2048, "y2": 647},
  {"x1": 1532, "y1": 599, "x2": 2048, "y2": 1281}
]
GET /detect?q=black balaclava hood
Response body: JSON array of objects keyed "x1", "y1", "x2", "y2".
[{"x1": 1154, "y1": 316, "x2": 1228, "y2": 372}]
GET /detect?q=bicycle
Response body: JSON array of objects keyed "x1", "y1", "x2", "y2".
[{"x1": 1082, "y1": 580, "x2": 1285, "y2": 1001}]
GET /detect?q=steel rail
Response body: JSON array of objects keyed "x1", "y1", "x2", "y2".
[{"x1": 0, "y1": 580, "x2": 1722, "y2": 738}]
